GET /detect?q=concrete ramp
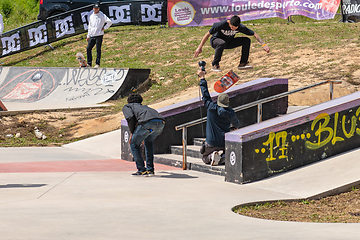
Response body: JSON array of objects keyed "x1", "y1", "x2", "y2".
[{"x1": 0, "y1": 67, "x2": 150, "y2": 111}]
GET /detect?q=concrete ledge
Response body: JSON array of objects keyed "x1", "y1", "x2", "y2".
[{"x1": 225, "y1": 91, "x2": 360, "y2": 184}]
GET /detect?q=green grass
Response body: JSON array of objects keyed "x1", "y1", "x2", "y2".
[
  {"x1": 4, "y1": 20, "x2": 356, "y2": 102},
  {"x1": 1, "y1": 3, "x2": 359, "y2": 147},
  {"x1": 0, "y1": 4, "x2": 356, "y2": 109},
  {"x1": 1, "y1": 0, "x2": 39, "y2": 29}
]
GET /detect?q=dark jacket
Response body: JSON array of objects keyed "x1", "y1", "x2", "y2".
[
  {"x1": 200, "y1": 78, "x2": 240, "y2": 147},
  {"x1": 122, "y1": 103, "x2": 164, "y2": 133}
]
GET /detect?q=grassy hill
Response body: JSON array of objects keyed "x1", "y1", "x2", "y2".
[
  {"x1": 1, "y1": 2, "x2": 360, "y2": 147},
  {"x1": 0, "y1": 2, "x2": 358, "y2": 110}
]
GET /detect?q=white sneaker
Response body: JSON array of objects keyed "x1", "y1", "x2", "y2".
[
  {"x1": 210, "y1": 151, "x2": 221, "y2": 166},
  {"x1": 94, "y1": 64, "x2": 100, "y2": 68},
  {"x1": 211, "y1": 65, "x2": 222, "y2": 72},
  {"x1": 237, "y1": 63, "x2": 253, "y2": 70}
]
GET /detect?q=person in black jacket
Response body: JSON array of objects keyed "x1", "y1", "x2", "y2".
[
  {"x1": 198, "y1": 69, "x2": 240, "y2": 165},
  {"x1": 122, "y1": 93, "x2": 165, "y2": 176},
  {"x1": 194, "y1": 15, "x2": 270, "y2": 72}
]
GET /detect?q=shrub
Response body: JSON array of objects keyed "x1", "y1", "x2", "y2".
[{"x1": 1, "y1": 0, "x2": 13, "y2": 18}]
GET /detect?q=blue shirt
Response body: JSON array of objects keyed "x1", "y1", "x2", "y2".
[{"x1": 200, "y1": 79, "x2": 240, "y2": 147}]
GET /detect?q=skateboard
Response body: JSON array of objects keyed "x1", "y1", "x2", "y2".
[
  {"x1": 76, "y1": 52, "x2": 88, "y2": 67},
  {"x1": 213, "y1": 70, "x2": 240, "y2": 93}
]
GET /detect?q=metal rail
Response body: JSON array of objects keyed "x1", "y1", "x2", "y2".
[{"x1": 175, "y1": 80, "x2": 342, "y2": 170}]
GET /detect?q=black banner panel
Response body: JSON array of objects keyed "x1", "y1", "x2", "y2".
[{"x1": 341, "y1": 0, "x2": 360, "y2": 22}]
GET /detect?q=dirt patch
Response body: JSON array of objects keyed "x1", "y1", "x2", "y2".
[
  {"x1": 234, "y1": 185, "x2": 360, "y2": 223},
  {"x1": 0, "y1": 108, "x2": 114, "y2": 146},
  {"x1": 0, "y1": 114, "x2": 64, "y2": 146}
]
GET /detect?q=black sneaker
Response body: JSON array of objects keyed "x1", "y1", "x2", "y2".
[
  {"x1": 146, "y1": 170, "x2": 155, "y2": 176},
  {"x1": 131, "y1": 171, "x2": 148, "y2": 176},
  {"x1": 200, "y1": 141, "x2": 206, "y2": 154}
]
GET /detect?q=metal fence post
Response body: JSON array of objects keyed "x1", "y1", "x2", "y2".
[
  {"x1": 330, "y1": 81, "x2": 334, "y2": 100},
  {"x1": 257, "y1": 103, "x2": 263, "y2": 123},
  {"x1": 182, "y1": 127, "x2": 187, "y2": 170}
]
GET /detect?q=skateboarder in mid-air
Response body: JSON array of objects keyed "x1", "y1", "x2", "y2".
[{"x1": 194, "y1": 15, "x2": 270, "y2": 72}]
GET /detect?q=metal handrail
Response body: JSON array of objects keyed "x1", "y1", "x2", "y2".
[{"x1": 175, "y1": 80, "x2": 342, "y2": 170}]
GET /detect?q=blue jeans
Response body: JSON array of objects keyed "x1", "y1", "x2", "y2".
[{"x1": 130, "y1": 119, "x2": 165, "y2": 172}]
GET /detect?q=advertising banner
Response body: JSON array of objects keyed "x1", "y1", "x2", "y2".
[
  {"x1": 341, "y1": 0, "x2": 360, "y2": 22},
  {"x1": 0, "y1": 0, "x2": 167, "y2": 58},
  {"x1": 168, "y1": 0, "x2": 340, "y2": 28}
]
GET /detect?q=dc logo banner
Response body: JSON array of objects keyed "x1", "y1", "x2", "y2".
[
  {"x1": 55, "y1": 15, "x2": 76, "y2": 38},
  {"x1": 109, "y1": 5, "x2": 131, "y2": 24},
  {"x1": 28, "y1": 24, "x2": 48, "y2": 47},
  {"x1": 141, "y1": 4, "x2": 163, "y2": 22},
  {"x1": 81, "y1": 10, "x2": 93, "y2": 30},
  {"x1": 0, "y1": 1, "x2": 166, "y2": 58},
  {"x1": 1, "y1": 33, "x2": 21, "y2": 56}
]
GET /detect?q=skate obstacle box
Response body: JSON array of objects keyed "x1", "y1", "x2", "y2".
[
  {"x1": 225, "y1": 91, "x2": 360, "y2": 184},
  {"x1": 121, "y1": 78, "x2": 288, "y2": 161}
]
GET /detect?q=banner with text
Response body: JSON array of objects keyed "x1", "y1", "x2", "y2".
[
  {"x1": 341, "y1": 0, "x2": 360, "y2": 22},
  {"x1": 168, "y1": 0, "x2": 340, "y2": 27},
  {"x1": 0, "y1": 0, "x2": 167, "y2": 58}
]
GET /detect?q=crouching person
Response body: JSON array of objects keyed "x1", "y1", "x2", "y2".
[
  {"x1": 198, "y1": 69, "x2": 240, "y2": 165},
  {"x1": 122, "y1": 93, "x2": 165, "y2": 176}
]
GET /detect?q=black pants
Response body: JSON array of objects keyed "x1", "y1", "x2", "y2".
[
  {"x1": 201, "y1": 142, "x2": 225, "y2": 165},
  {"x1": 87, "y1": 35, "x2": 103, "y2": 66},
  {"x1": 211, "y1": 37, "x2": 251, "y2": 67}
]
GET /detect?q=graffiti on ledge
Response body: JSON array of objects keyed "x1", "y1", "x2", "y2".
[{"x1": 254, "y1": 106, "x2": 360, "y2": 166}]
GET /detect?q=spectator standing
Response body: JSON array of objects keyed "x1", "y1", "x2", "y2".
[{"x1": 86, "y1": 3, "x2": 112, "y2": 68}]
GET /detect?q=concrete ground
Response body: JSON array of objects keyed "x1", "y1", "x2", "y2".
[{"x1": 1, "y1": 130, "x2": 360, "y2": 239}]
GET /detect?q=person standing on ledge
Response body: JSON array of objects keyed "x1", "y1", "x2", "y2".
[
  {"x1": 86, "y1": 3, "x2": 112, "y2": 68},
  {"x1": 122, "y1": 93, "x2": 165, "y2": 177},
  {"x1": 194, "y1": 15, "x2": 270, "y2": 72}
]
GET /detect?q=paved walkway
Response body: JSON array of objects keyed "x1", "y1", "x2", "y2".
[{"x1": 0, "y1": 130, "x2": 360, "y2": 239}]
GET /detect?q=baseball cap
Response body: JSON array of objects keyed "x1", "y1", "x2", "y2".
[
  {"x1": 93, "y1": 3, "x2": 100, "y2": 8},
  {"x1": 217, "y1": 93, "x2": 229, "y2": 107}
]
